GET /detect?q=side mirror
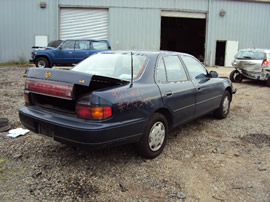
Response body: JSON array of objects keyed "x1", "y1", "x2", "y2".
[
  {"x1": 58, "y1": 45, "x2": 62, "y2": 50},
  {"x1": 209, "y1": 71, "x2": 218, "y2": 78}
]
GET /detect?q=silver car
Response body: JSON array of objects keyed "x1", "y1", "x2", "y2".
[{"x1": 230, "y1": 49, "x2": 270, "y2": 87}]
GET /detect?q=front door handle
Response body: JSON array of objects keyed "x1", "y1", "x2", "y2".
[{"x1": 165, "y1": 91, "x2": 173, "y2": 97}]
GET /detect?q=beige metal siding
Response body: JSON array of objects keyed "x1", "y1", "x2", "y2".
[
  {"x1": 161, "y1": 10, "x2": 206, "y2": 19},
  {"x1": 109, "y1": 8, "x2": 161, "y2": 50},
  {"x1": 60, "y1": 8, "x2": 109, "y2": 40},
  {"x1": 205, "y1": 0, "x2": 270, "y2": 65},
  {"x1": 0, "y1": 0, "x2": 58, "y2": 62}
]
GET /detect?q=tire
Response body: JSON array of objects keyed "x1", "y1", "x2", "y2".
[
  {"x1": 214, "y1": 91, "x2": 231, "y2": 119},
  {"x1": 230, "y1": 70, "x2": 242, "y2": 83},
  {"x1": 136, "y1": 113, "x2": 168, "y2": 159},
  {"x1": 266, "y1": 76, "x2": 270, "y2": 87},
  {"x1": 35, "y1": 57, "x2": 51, "y2": 68}
]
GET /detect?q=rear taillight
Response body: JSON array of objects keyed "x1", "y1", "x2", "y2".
[
  {"x1": 76, "y1": 105, "x2": 112, "y2": 120},
  {"x1": 24, "y1": 93, "x2": 29, "y2": 104},
  {"x1": 262, "y1": 60, "x2": 270, "y2": 67},
  {"x1": 25, "y1": 79, "x2": 73, "y2": 100}
]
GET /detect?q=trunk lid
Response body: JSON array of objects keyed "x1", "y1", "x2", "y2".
[
  {"x1": 24, "y1": 68, "x2": 128, "y2": 114},
  {"x1": 233, "y1": 59, "x2": 263, "y2": 73},
  {"x1": 25, "y1": 68, "x2": 93, "y2": 87}
]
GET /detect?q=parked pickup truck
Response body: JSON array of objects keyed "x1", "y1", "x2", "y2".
[{"x1": 30, "y1": 39, "x2": 111, "y2": 68}]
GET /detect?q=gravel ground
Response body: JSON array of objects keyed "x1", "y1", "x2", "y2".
[{"x1": 0, "y1": 65, "x2": 270, "y2": 201}]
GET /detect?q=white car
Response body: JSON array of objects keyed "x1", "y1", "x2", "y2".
[{"x1": 230, "y1": 49, "x2": 270, "y2": 87}]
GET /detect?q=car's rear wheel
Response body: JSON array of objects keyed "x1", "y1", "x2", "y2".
[
  {"x1": 266, "y1": 76, "x2": 270, "y2": 87},
  {"x1": 214, "y1": 90, "x2": 231, "y2": 119},
  {"x1": 230, "y1": 70, "x2": 242, "y2": 83},
  {"x1": 35, "y1": 57, "x2": 51, "y2": 68},
  {"x1": 136, "y1": 113, "x2": 168, "y2": 159}
]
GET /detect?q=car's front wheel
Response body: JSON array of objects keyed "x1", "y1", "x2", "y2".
[
  {"x1": 35, "y1": 57, "x2": 51, "y2": 68},
  {"x1": 136, "y1": 113, "x2": 168, "y2": 159},
  {"x1": 230, "y1": 70, "x2": 242, "y2": 82},
  {"x1": 214, "y1": 91, "x2": 231, "y2": 119}
]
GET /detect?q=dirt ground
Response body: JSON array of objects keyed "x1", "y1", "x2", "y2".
[{"x1": 0, "y1": 65, "x2": 270, "y2": 201}]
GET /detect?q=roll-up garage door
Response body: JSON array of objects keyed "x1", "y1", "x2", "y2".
[{"x1": 60, "y1": 8, "x2": 109, "y2": 40}]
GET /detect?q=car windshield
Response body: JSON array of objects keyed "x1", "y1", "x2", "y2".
[
  {"x1": 72, "y1": 53, "x2": 148, "y2": 80},
  {"x1": 235, "y1": 50, "x2": 265, "y2": 60}
]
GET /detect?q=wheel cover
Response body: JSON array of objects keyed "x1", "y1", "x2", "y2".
[
  {"x1": 223, "y1": 96, "x2": 230, "y2": 114},
  {"x1": 37, "y1": 60, "x2": 46, "y2": 68},
  {"x1": 148, "y1": 121, "x2": 165, "y2": 152}
]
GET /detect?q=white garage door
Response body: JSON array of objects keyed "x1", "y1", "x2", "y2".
[{"x1": 60, "y1": 8, "x2": 109, "y2": 40}]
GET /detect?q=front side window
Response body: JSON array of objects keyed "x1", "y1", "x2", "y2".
[
  {"x1": 91, "y1": 41, "x2": 108, "y2": 50},
  {"x1": 72, "y1": 53, "x2": 148, "y2": 80},
  {"x1": 181, "y1": 55, "x2": 208, "y2": 80},
  {"x1": 75, "y1": 41, "x2": 90, "y2": 50},
  {"x1": 61, "y1": 40, "x2": 75, "y2": 49}
]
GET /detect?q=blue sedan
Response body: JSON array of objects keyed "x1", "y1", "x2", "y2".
[{"x1": 19, "y1": 51, "x2": 236, "y2": 158}]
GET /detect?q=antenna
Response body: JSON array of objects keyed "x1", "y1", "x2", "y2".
[{"x1": 130, "y1": 52, "x2": 133, "y2": 88}]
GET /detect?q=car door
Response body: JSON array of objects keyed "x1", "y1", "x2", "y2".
[
  {"x1": 156, "y1": 54, "x2": 196, "y2": 126},
  {"x1": 73, "y1": 40, "x2": 91, "y2": 63},
  {"x1": 54, "y1": 40, "x2": 75, "y2": 64},
  {"x1": 181, "y1": 55, "x2": 223, "y2": 117}
]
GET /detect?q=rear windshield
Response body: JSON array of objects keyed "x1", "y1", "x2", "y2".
[
  {"x1": 72, "y1": 53, "x2": 148, "y2": 80},
  {"x1": 235, "y1": 50, "x2": 265, "y2": 60}
]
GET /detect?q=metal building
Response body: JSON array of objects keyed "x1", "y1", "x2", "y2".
[{"x1": 1, "y1": 0, "x2": 270, "y2": 66}]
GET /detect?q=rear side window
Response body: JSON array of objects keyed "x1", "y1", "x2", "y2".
[
  {"x1": 235, "y1": 50, "x2": 265, "y2": 60},
  {"x1": 156, "y1": 59, "x2": 167, "y2": 83},
  {"x1": 91, "y1": 41, "x2": 108, "y2": 50},
  {"x1": 75, "y1": 41, "x2": 90, "y2": 50},
  {"x1": 156, "y1": 55, "x2": 188, "y2": 83},
  {"x1": 164, "y1": 56, "x2": 188, "y2": 82}
]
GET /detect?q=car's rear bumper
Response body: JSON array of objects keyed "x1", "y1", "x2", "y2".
[
  {"x1": 237, "y1": 68, "x2": 269, "y2": 81},
  {"x1": 19, "y1": 106, "x2": 144, "y2": 149}
]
